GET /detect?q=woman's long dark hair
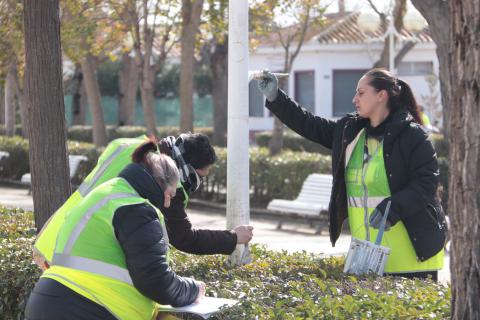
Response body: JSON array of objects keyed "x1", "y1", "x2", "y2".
[
  {"x1": 131, "y1": 135, "x2": 159, "y2": 163},
  {"x1": 364, "y1": 68, "x2": 423, "y2": 125}
]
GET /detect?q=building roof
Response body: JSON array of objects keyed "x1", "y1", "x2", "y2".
[
  {"x1": 316, "y1": 12, "x2": 432, "y2": 44},
  {"x1": 256, "y1": 12, "x2": 432, "y2": 47}
]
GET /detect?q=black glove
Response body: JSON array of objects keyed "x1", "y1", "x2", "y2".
[{"x1": 369, "y1": 198, "x2": 400, "y2": 231}]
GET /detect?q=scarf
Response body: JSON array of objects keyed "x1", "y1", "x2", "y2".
[{"x1": 163, "y1": 135, "x2": 202, "y2": 194}]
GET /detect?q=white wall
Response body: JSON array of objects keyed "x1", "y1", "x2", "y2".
[{"x1": 249, "y1": 41, "x2": 439, "y2": 131}]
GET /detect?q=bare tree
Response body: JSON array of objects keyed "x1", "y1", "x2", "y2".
[
  {"x1": 118, "y1": 52, "x2": 138, "y2": 126},
  {"x1": 70, "y1": 64, "x2": 86, "y2": 126},
  {"x1": 264, "y1": 0, "x2": 326, "y2": 155},
  {"x1": 23, "y1": 0, "x2": 71, "y2": 230},
  {"x1": 111, "y1": 0, "x2": 179, "y2": 135},
  {"x1": 4, "y1": 60, "x2": 16, "y2": 136},
  {"x1": 81, "y1": 54, "x2": 108, "y2": 146},
  {"x1": 0, "y1": 87, "x2": 4, "y2": 125},
  {"x1": 448, "y1": 1, "x2": 480, "y2": 318},
  {"x1": 410, "y1": 0, "x2": 450, "y2": 136},
  {"x1": 179, "y1": 0, "x2": 204, "y2": 133}
]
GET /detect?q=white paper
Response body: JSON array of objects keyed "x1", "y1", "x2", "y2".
[{"x1": 157, "y1": 297, "x2": 238, "y2": 319}]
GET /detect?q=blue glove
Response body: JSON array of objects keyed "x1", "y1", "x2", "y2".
[
  {"x1": 369, "y1": 198, "x2": 400, "y2": 231},
  {"x1": 257, "y1": 69, "x2": 278, "y2": 102}
]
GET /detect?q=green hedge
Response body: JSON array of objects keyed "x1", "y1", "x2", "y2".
[
  {"x1": 198, "y1": 147, "x2": 331, "y2": 206},
  {"x1": 255, "y1": 130, "x2": 331, "y2": 156},
  {"x1": 0, "y1": 136, "x2": 100, "y2": 182},
  {"x1": 1, "y1": 206, "x2": 451, "y2": 320},
  {"x1": 67, "y1": 125, "x2": 214, "y2": 144},
  {"x1": 0, "y1": 207, "x2": 41, "y2": 319},
  {"x1": 0, "y1": 136, "x2": 331, "y2": 207}
]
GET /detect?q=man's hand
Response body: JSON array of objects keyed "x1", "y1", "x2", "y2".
[
  {"x1": 233, "y1": 225, "x2": 254, "y2": 244},
  {"x1": 194, "y1": 281, "x2": 206, "y2": 303},
  {"x1": 257, "y1": 69, "x2": 279, "y2": 102}
]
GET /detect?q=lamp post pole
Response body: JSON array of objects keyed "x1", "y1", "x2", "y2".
[
  {"x1": 387, "y1": 19, "x2": 395, "y2": 73},
  {"x1": 227, "y1": 0, "x2": 250, "y2": 266}
]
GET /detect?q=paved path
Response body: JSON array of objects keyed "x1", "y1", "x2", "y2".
[{"x1": 0, "y1": 184, "x2": 449, "y2": 283}]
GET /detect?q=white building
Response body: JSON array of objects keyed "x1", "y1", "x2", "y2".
[{"x1": 248, "y1": 12, "x2": 441, "y2": 132}]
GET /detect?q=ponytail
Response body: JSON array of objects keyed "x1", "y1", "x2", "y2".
[
  {"x1": 131, "y1": 136, "x2": 159, "y2": 163},
  {"x1": 396, "y1": 79, "x2": 423, "y2": 125}
]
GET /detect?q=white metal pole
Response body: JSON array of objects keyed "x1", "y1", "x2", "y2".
[
  {"x1": 226, "y1": 0, "x2": 250, "y2": 266},
  {"x1": 388, "y1": 19, "x2": 395, "y2": 73}
]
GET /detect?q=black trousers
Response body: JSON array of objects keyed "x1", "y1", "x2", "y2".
[
  {"x1": 386, "y1": 271, "x2": 438, "y2": 282},
  {"x1": 24, "y1": 278, "x2": 117, "y2": 320}
]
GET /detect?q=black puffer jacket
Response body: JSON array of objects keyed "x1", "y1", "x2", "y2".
[
  {"x1": 113, "y1": 163, "x2": 199, "y2": 307},
  {"x1": 266, "y1": 90, "x2": 447, "y2": 261}
]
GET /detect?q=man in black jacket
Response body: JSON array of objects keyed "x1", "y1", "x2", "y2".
[{"x1": 158, "y1": 133, "x2": 254, "y2": 255}]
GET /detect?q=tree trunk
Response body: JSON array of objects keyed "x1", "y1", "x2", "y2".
[
  {"x1": 14, "y1": 71, "x2": 29, "y2": 139},
  {"x1": 448, "y1": 1, "x2": 480, "y2": 318},
  {"x1": 411, "y1": 0, "x2": 450, "y2": 137},
  {"x1": 179, "y1": 0, "x2": 204, "y2": 133},
  {"x1": 211, "y1": 38, "x2": 228, "y2": 146},
  {"x1": 23, "y1": 0, "x2": 71, "y2": 230},
  {"x1": 81, "y1": 54, "x2": 107, "y2": 147},
  {"x1": 139, "y1": 67, "x2": 157, "y2": 135},
  {"x1": 118, "y1": 52, "x2": 138, "y2": 126},
  {"x1": 71, "y1": 65, "x2": 86, "y2": 126},
  {"x1": 5, "y1": 60, "x2": 17, "y2": 137},
  {"x1": 0, "y1": 87, "x2": 4, "y2": 125},
  {"x1": 268, "y1": 77, "x2": 288, "y2": 155}
]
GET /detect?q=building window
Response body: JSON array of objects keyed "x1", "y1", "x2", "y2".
[
  {"x1": 249, "y1": 80, "x2": 264, "y2": 117},
  {"x1": 333, "y1": 69, "x2": 367, "y2": 117},
  {"x1": 294, "y1": 71, "x2": 315, "y2": 114},
  {"x1": 397, "y1": 61, "x2": 433, "y2": 76}
]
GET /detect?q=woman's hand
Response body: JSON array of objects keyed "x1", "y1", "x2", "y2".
[
  {"x1": 257, "y1": 70, "x2": 279, "y2": 102},
  {"x1": 233, "y1": 225, "x2": 254, "y2": 244},
  {"x1": 194, "y1": 281, "x2": 206, "y2": 303}
]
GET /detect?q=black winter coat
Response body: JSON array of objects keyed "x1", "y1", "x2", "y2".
[
  {"x1": 113, "y1": 163, "x2": 199, "y2": 307},
  {"x1": 266, "y1": 90, "x2": 447, "y2": 261}
]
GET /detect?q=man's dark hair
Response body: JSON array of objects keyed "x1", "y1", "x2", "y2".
[{"x1": 183, "y1": 133, "x2": 217, "y2": 169}]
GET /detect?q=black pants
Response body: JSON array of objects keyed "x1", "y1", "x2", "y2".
[
  {"x1": 25, "y1": 278, "x2": 117, "y2": 320},
  {"x1": 386, "y1": 271, "x2": 438, "y2": 282}
]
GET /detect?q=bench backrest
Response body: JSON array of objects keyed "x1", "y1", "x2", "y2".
[
  {"x1": 295, "y1": 173, "x2": 332, "y2": 204},
  {"x1": 69, "y1": 155, "x2": 88, "y2": 178}
]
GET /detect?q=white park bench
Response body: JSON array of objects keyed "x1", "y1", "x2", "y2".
[
  {"x1": 21, "y1": 155, "x2": 88, "y2": 192},
  {"x1": 267, "y1": 173, "x2": 332, "y2": 234}
]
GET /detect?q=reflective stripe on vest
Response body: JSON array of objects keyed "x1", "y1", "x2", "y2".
[
  {"x1": 62, "y1": 192, "x2": 137, "y2": 254},
  {"x1": 345, "y1": 130, "x2": 443, "y2": 273},
  {"x1": 52, "y1": 253, "x2": 133, "y2": 285},
  {"x1": 347, "y1": 196, "x2": 385, "y2": 209},
  {"x1": 77, "y1": 144, "x2": 130, "y2": 196}
]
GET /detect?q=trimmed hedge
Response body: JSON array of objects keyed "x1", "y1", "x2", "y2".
[
  {"x1": 1, "y1": 206, "x2": 451, "y2": 319},
  {"x1": 0, "y1": 136, "x2": 100, "y2": 183},
  {"x1": 199, "y1": 147, "x2": 331, "y2": 206},
  {"x1": 0, "y1": 125, "x2": 214, "y2": 144},
  {"x1": 67, "y1": 125, "x2": 214, "y2": 144},
  {"x1": 255, "y1": 130, "x2": 331, "y2": 156},
  {"x1": 0, "y1": 136, "x2": 331, "y2": 207}
]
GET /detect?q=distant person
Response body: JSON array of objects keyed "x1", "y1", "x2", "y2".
[
  {"x1": 26, "y1": 144, "x2": 205, "y2": 319},
  {"x1": 34, "y1": 133, "x2": 253, "y2": 270},
  {"x1": 418, "y1": 105, "x2": 439, "y2": 133},
  {"x1": 256, "y1": 68, "x2": 447, "y2": 280}
]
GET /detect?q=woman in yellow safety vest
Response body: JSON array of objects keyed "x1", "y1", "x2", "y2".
[
  {"x1": 256, "y1": 68, "x2": 447, "y2": 280},
  {"x1": 25, "y1": 137, "x2": 205, "y2": 319}
]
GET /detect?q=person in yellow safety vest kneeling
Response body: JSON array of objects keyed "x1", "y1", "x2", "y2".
[
  {"x1": 25, "y1": 138, "x2": 205, "y2": 319},
  {"x1": 33, "y1": 133, "x2": 254, "y2": 271}
]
